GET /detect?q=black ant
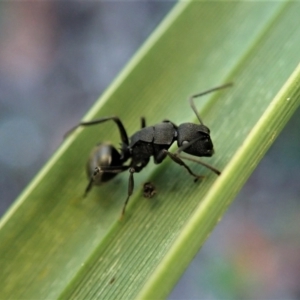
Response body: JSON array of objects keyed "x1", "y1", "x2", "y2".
[{"x1": 66, "y1": 83, "x2": 232, "y2": 218}]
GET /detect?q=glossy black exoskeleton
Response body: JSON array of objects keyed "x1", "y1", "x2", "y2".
[{"x1": 66, "y1": 83, "x2": 232, "y2": 218}]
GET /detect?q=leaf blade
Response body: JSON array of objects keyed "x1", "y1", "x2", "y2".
[{"x1": 1, "y1": 1, "x2": 300, "y2": 300}]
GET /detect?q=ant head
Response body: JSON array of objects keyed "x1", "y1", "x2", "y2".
[
  {"x1": 177, "y1": 123, "x2": 214, "y2": 157},
  {"x1": 178, "y1": 83, "x2": 232, "y2": 157}
]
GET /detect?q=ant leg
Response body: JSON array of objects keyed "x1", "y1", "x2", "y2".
[
  {"x1": 162, "y1": 150, "x2": 204, "y2": 182},
  {"x1": 120, "y1": 168, "x2": 135, "y2": 219},
  {"x1": 141, "y1": 117, "x2": 146, "y2": 128},
  {"x1": 65, "y1": 116, "x2": 129, "y2": 145},
  {"x1": 84, "y1": 165, "x2": 129, "y2": 198},
  {"x1": 178, "y1": 154, "x2": 221, "y2": 175},
  {"x1": 120, "y1": 162, "x2": 147, "y2": 219},
  {"x1": 84, "y1": 167, "x2": 101, "y2": 197},
  {"x1": 84, "y1": 177, "x2": 95, "y2": 197}
]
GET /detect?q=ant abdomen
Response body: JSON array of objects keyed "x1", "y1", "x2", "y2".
[{"x1": 86, "y1": 143, "x2": 122, "y2": 184}]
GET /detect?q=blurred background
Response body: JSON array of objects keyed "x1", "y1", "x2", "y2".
[{"x1": 0, "y1": 2, "x2": 299, "y2": 299}]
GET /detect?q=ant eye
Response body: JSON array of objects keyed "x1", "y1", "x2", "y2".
[{"x1": 182, "y1": 141, "x2": 189, "y2": 145}]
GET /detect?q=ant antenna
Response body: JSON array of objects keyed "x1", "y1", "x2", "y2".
[{"x1": 189, "y1": 83, "x2": 233, "y2": 125}]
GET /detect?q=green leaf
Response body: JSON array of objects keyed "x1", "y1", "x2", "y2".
[{"x1": 1, "y1": 1, "x2": 300, "y2": 299}]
